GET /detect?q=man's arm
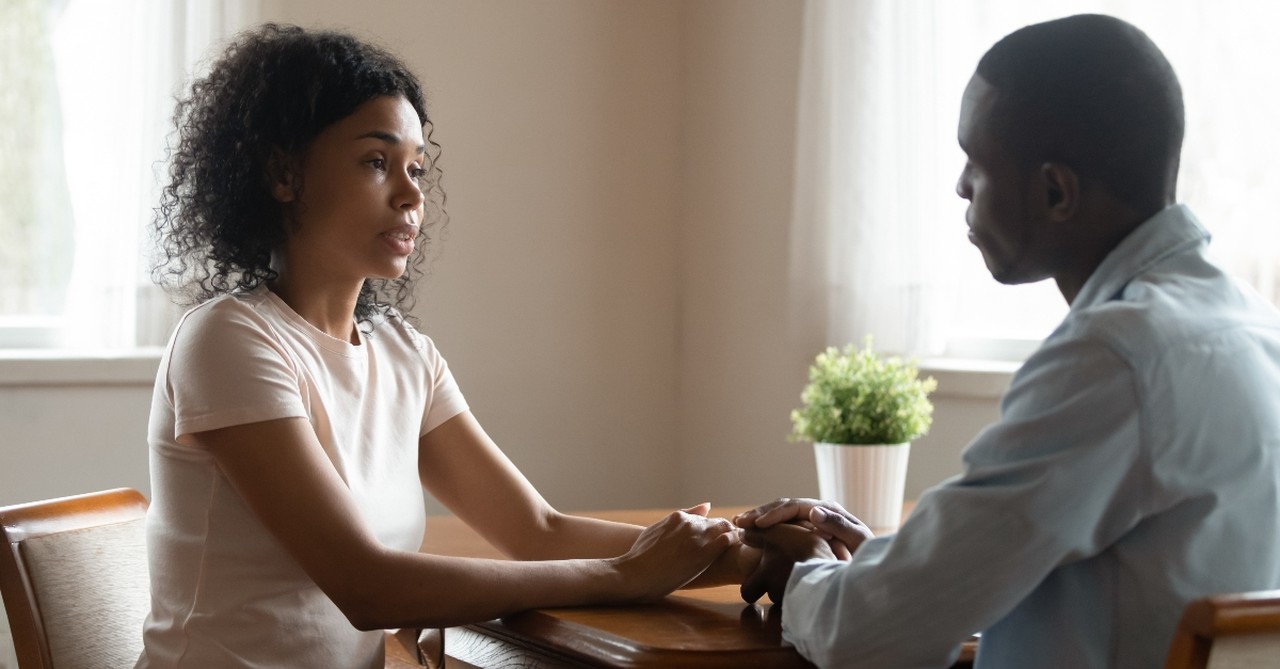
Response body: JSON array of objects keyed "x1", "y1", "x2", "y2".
[{"x1": 729, "y1": 339, "x2": 1147, "y2": 668}]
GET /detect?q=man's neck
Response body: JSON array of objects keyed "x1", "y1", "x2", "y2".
[{"x1": 1055, "y1": 200, "x2": 1166, "y2": 305}]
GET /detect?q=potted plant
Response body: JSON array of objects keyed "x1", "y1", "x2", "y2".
[{"x1": 789, "y1": 337, "x2": 937, "y2": 530}]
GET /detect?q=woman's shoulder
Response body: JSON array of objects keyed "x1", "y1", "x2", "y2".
[
  {"x1": 370, "y1": 309, "x2": 448, "y2": 361},
  {"x1": 163, "y1": 288, "x2": 304, "y2": 386},
  {"x1": 171, "y1": 288, "x2": 283, "y2": 348}
]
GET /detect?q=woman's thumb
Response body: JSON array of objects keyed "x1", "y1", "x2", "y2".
[{"x1": 682, "y1": 502, "x2": 712, "y2": 517}]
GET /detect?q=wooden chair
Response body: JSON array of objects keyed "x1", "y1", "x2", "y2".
[
  {"x1": 0, "y1": 488, "x2": 151, "y2": 669},
  {"x1": 1, "y1": 488, "x2": 434, "y2": 669},
  {"x1": 1164, "y1": 590, "x2": 1280, "y2": 669}
]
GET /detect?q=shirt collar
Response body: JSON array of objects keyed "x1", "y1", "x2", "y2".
[{"x1": 1069, "y1": 203, "x2": 1210, "y2": 312}]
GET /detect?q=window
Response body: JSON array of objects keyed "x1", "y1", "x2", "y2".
[
  {"x1": 937, "y1": 1, "x2": 1280, "y2": 356},
  {"x1": 792, "y1": 0, "x2": 1280, "y2": 362},
  {"x1": 0, "y1": 0, "x2": 256, "y2": 351}
]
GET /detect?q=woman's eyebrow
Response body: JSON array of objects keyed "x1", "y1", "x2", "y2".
[{"x1": 356, "y1": 130, "x2": 426, "y2": 154}]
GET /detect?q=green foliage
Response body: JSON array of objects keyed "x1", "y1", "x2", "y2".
[{"x1": 789, "y1": 337, "x2": 938, "y2": 445}]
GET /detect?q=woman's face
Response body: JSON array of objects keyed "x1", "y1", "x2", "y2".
[{"x1": 273, "y1": 95, "x2": 427, "y2": 286}]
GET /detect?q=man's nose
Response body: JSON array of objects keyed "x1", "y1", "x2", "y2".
[{"x1": 955, "y1": 163, "x2": 972, "y2": 200}]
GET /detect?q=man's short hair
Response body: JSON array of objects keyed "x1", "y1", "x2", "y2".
[{"x1": 976, "y1": 14, "x2": 1184, "y2": 212}]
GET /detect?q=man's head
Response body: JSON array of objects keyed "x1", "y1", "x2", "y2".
[{"x1": 956, "y1": 14, "x2": 1184, "y2": 297}]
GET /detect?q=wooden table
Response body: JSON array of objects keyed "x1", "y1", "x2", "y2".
[{"x1": 423, "y1": 507, "x2": 976, "y2": 668}]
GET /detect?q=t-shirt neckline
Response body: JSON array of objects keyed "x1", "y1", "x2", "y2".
[{"x1": 260, "y1": 288, "x2": 365, "y2": 356}]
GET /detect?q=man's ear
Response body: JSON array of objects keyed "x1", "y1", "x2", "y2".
[
  {"x1": 267, "y1": 148, "x2": 298, "y2": 203},
  {"x1": 1040, "y1": 162, "x2": 1079, "y2": 222}
]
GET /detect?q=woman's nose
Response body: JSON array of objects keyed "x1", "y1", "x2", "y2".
[{"x1": 397, "y1": 174, "x2": 425, "y2": 212}]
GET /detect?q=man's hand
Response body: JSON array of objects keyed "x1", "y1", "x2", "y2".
[
  {"x1": 739, "y1": 523, "x2": 838, "y2": 605},
  {"x1": 734, "y1": 497, "x2": 874, "y2": 560}
]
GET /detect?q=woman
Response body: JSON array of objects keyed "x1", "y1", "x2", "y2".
[{"x1": 139, "y1": 24, "x2": 745, "y2": 668}]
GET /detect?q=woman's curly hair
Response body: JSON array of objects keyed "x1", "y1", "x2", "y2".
[{"x1": 152, "y1": 23, "x2": 447, "y2": 324}]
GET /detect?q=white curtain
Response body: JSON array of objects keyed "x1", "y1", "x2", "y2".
[
  {"x1": 54, "y1": 0, "x2": 259, "y2": 349},
  {"x1": 0, "y1": 0, "x2": 76, "y2": 344},
  {"x1": 789, "y1": 0, "x2": 1280, "y2": 360},
  {"x1": 788, "y1": 0, "x2": 955, "y2": 358}
]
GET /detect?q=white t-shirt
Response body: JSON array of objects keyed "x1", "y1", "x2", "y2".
[{"x1": 136, "y1": 287, "x2": 468, "y2": 668}]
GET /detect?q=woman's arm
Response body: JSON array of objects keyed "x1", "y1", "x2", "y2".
[
  {"x1": 417, "y1": 411, "x2": 640, "y2": 559},
  {"x1": 196, "y1": 416, "x2": 735, "y2": 630},
  {"x1": 417, "y1": 412, "x2": 759, "y2": 584}
]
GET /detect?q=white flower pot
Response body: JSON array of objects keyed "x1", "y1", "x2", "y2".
[{"x1": 812, "y1": 441, "x2": 911, "y2": 532}]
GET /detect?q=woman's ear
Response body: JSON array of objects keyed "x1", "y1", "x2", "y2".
[
  {"x1": 1040, "y1": 162, "x2": 1079, "y2": 221},
  {"x1": 267, "y1": 148, "x2": 297, "y2": 203}
]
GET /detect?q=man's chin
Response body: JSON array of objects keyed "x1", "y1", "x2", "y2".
[
  {"x1": 989, "y1": 265, "x2": 1053, "y2": 287},
  {"x1": 978, "y1": 252, "x2": 1010, "y2": 283},
  {"x1": 983, "y1": 256, "x2": 1029, "y2": 285}
]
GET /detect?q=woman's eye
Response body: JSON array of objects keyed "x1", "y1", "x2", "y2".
[
  {"x1": 367, "y1": 158, "x2": 386, "y2": 170},
  {"x1": 410, "y1": 166, "x2": 427, "y2": 180}
]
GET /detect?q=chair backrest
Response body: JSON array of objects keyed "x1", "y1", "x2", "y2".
[
  {"x1": 1163, "y1": 589, "x2": 1280, "y2": 669},
  {"x1": 0, "y1": 488, "x2": 150, "y2": 669}
]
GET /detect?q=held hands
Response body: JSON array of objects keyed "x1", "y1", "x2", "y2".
[
  {"x1": 734, "y1": 497, "x2": 874, "y2": 560},
  {"x1": 609, "y1": 503, "x2": 739, "y2": 602},
  {"x1": 733, "y1": 498, "x2": 874, "y2": 605}
]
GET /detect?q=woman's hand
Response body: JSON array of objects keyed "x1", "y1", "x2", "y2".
[
  {"x1": 609, "y1": 503, "x2": 739, "y2": 602},
  {"x1": 683, "y1": 538, "x2": 763, "y2": 589}
]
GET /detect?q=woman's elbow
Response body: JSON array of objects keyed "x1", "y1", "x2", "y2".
[
  {"x1": 326, "y1": 579, "x2": 392, "y2": 631},
  {"x1": 312, "y1": 552, "x2": 407, "y2": 630},
  {"x1": 324, "y1": 566, "x2": 455, "y2": 631}
]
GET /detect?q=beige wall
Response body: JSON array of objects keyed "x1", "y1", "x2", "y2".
[
  {"x1": 676, "y1": 2, "x2": 813, "y2": 504},
  {"x1": 0, "y1": 372, "x2": 155, "y2": 505}
]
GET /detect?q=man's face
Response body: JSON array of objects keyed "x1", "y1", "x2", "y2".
[{"x1": 955, "y1": 74, "x2": 1053, "y2": 285}]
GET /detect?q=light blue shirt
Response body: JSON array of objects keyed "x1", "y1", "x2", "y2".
[{"x1": 783, "y1": 204, "x2": 1280, "y2": 668}]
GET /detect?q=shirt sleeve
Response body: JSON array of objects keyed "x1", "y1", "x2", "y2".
[
  {"x1": 164, "y1": 299, "x2": 309, "y2": 439},
  {"x1": 415, "y1": 331, "x2": 469, "y2": 435},
  {"x1": 780, "y1": 335, "x2": 1148, "y2": 668}
]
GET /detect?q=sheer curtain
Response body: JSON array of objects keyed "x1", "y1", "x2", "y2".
[
  {"x1": 788, "y1": 0, "x2": 957, "y2": 358},
  {"x1": 0, "y1": 0, "x2": 76, "y2": 346},
  {"x1": 789, "y1": 0, "x2": 1280, "y2": 359},
  {"x1": 28, "y1": 0, "x2": 258, "y2": 350}
]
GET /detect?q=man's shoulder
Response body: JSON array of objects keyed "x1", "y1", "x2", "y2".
[
  {"x1": 1078, "y1": 250, "x2": 1277, "y2": 343},
  {"x1": 1040, "y1": 266, "x2": 1280, "y2": 395}
]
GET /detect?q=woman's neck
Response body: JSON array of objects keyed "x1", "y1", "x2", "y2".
[{"x1": 268, "y1": 275, "x2": 362, "y2": 344}]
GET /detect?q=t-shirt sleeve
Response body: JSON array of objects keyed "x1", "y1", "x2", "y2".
[
  {"x1": 164, "y1": 300, "x2": 309, "y2": 439},
  {"x1": 416, "y1": 332, "x2": 469, "y2": 435}
]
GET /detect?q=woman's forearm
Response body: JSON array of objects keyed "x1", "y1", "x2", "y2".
[
  {"x1": 507, "y1": 510, "x2": 754, "y2": 589},
  {"x1": 346, "y1": 509, "x2": 736, "y2": 629},
  {"x1": 344, "y1": 550, "x2": 626, "y2": 630},
  {"x1": 510, "y1": 512, "x2": 641, "y2": 560}
]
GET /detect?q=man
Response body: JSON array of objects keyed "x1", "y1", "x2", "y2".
[{"x1": 736, "y1": 14, "x2": 1280, "y2": 669}]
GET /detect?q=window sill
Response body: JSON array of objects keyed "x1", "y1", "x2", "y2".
[
  {"x1": 0, "y1": 349, "x2": 163, "y2": 387},
  {"x1": 917, "y1": 357, "x2": 1019, "y2": 400},
  {"x1": 0, "y1": 350, "x2": 1022, "y2": 397}
]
